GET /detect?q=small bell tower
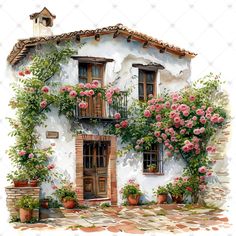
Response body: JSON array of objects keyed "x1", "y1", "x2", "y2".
[{"x1": 30, "y1": 7, "x2": 56, "y2": 37}]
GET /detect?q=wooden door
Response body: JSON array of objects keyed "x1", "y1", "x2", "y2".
[{"x1": 83, "y1": 141, "x2": 109, "y2": 199}]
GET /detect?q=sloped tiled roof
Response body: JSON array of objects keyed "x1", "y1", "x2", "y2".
[{"x1": 7, "y1": 23, "x2": 196, "y2": 65}]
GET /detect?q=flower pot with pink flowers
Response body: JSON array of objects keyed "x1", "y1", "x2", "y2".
[{"x1": 121, "y1": 180, "x2": 142, "y2": 206}]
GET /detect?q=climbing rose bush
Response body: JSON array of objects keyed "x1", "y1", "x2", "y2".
[{"x1": 108, "y1": 74, "x2": 228, "y2": 202}]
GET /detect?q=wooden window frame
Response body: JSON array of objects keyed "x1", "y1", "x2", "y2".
[
  {"x1": 143, "y1": 144, "x2": 164, "y2": 175},
  {"x1": 138, "y1": 69, "x2": 157, "y2": 101}
]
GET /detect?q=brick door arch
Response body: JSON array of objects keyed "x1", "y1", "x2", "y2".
[{"x1": 75, "y1": 134, "x2": 117, "y2": 205}]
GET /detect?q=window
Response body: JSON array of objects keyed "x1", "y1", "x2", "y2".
[
  {"x1": 79, "y1": 63, "x2": 104, "y2": 87},
  {"x1": 78, "y1": 63, "x2": 104, "y2": 117},
  {"x1": 138, "y1": 69, "x2": 156, "y2": 101},
  {"x1": 143, "y1": 144, "x2": 163, "y2": 174}
]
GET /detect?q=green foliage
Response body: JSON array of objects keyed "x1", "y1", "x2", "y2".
[
  {"x1": 153, "y1": 186, "x2": 168, "y2": 195},
  {"x1": 100, "y1": 202, "x2": 111, "y2": 208},
  {"x1": 7, "y1": 44, "x2": 76, "y2": 185},
  {"x1": 16, "y1": 195, "x2": 39, "y2": 210}
]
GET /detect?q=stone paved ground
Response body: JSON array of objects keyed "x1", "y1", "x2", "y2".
[{"x1": 13, "y1": 204, "x2": 231, "y2": 234}]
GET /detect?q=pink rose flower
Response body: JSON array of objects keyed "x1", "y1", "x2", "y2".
[
  {"x1": 28, "y1": 153, "x2": 34, "y2": 158},
  {"x1": 193, "y1": 129, "x2": 200, "y2": 135},
  {"x1": 218, "y1": 117, "x2": 224, "y2": 123},
  {"x1": 106, "y1": 92, "x2": 112, "y2": 99},
  {"x1": 165, "y1": 101, "x2": 171, "y2": 108},
  {"x1": 200, "y1": 116, "x2": 206, "y2": 124},
  {"x1": 161, "y1": 133, "x2": 167, "y2": 140},
  {"x1": 200, "y1": 127, "x2": 205, "y2": 133},
  {"x1": 78, "y1": 83, "x2": 84, "y2": 88},
  {"x1": 183, "y1": 111, "x2": 189, "y2": 117},
  {"x1": 120, "y1": 120, "x2": 128, "y2": 128},
  {"x1": 156, "y1": 122, "x2": 162, "y2": 128},
  {"x1": 47, "y1": 164, "x2": 55, "y2": 170},
  {"x1": 85, "y1": 83, "x2": 92, "y2": 89},
  {"x1": 154, "y1": 131, "x2": 161, "y2": 137},
  {"x1": 92, "y1": 80, "x2": 99, "y2": 86},
  {"x1": 210, "y1": 116, "x2": 219, "y2": 123},
  {"x1": 174, "y1": 116, "x2": 180, "y2": 123},
  {"x1": 41, "y1": 86, "x2": 50, "y2": 93},
  {"x1": 144, "y1": 110, "x2": 151, "y2": 118},
  {"x1": 196, "y1": 109, "x2": 205, "y2": 116},
  {"x1": 189, "y1": 95, "x2": 195, "y2": 102},
  {"x1": 40, "y1": 100, "x2": 47, "y2": 109},
  {"x1": 192, "y1": 116, "x2": 197, "y2": 121},
  {"x1": 88, "y1": 90, "x2": 95, "y2": 96},
  {"x1": 180, "y1": 129, "x2": 186, "y2": 134},
  {"x1": 114, "y1": 113, "x2": 121, "y2": 120},
  {"x1": 115, "y1": 124, "x2": 120, "y2": 128},
  {"x1": 69, "y1": 90, "x2": 77, "y2": 97},
  {"x1": 198, "y1": 166, "x2": 207, "y2": 174},
  {"x1": 171, "y1": 104, "x2": 178, "y2": 110},
  {"x1": 182, "y1": 145, "x2": 189, "y2": 152},
  {"x1": 79, "y1": 102, "x2": 88, "y2": 109},
  {"x1": 80, "y1": 91, "x2": 85, "y2": 96},
  {"x1": 207, "y1": 107, "x2": 213, "y2": 113},
  {"x1": 205, "y1": 113, "x2": 211, "y2": 119},
  {"x1": 155, "y1": 115, "x2": 161, "y2": 121},
  {"x1": 19, "y1": 150, "x2": 26, "y2": 156}
]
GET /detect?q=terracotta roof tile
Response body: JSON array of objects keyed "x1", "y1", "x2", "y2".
[{"x1": 7, "y1": 23, "x2": 197, "y2": 65}]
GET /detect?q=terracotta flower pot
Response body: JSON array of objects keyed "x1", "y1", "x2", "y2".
[
  {"x1": 172, "y1": 195, "x2": 183, "y2": 204},
  {"x1": 19, "y1": 208, "x2": 32, "y2": 223},
  {"x1": 13, "y1": 180, "x2": 28, "y2": 187},
  {"x1": 148, "y1": 167, "x2": 157, "y2": 173},
  {"x1": 41, "y1": 199, "x2": 49, "y2": 209},
  {"x1": 127, "y1": 195, "x2": 140, "y2": 206},
  {"x1": 157, "y1": 194, "x2": 167, "y2": 204},
  {"x1": 62, "y1": 199, "x2": 76, "y2": 209},
  {"x1": 28, "y1": 180, "x2": 38, "y2": 187}
]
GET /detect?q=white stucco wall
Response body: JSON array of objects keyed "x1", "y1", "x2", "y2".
[{"x1": 17, "y1": 34, "x2": 191, "y2": 204}]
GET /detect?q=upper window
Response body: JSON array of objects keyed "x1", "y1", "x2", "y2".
[
  {"x1": 143, "y1": 144, "x2": 163, "y2": 174},
  {"x1": 138, "y1": 69, "x2": 156, "y2": 101},
  {"x1": 79, "y1": 63, "x2": 104, "y2": 87}
]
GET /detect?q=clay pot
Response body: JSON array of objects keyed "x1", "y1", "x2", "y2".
[
  {"x1": 148, "y1": 167, "x2": 157, "y2": 173},
  {"x1": 157, "y1": 194, "x2": 167, "y2": 204},
  {"x1": 172, "y1": 195, "x2": 183, "y2": 204},
  {"x1": 127, "y1": 195, "x2": 140, "y2": 206},
  {"x1": 28, "y1": 180, "x2": 38, "y2": 187},
  {"x1": 62, "y1": 199, "x2": 76, "y2": 209},
  {"x1": 41, "y1": 199, "x2": 49, "y2": 209},
  {"x1": 13, "y1": 180, "x2": 28, "y2": 187},
  {"x1": 19, "y1": 208, "x2": 32, "y2": 223}
]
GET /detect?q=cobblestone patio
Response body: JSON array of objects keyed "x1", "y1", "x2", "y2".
[{"x1": 13, "y1": 204, "x2": 231, "y2": 234}]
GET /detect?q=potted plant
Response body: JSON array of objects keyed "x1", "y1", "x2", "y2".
[
  {"x1": 121, "y1": 179, "x2": 142, "y2": 205},
  {"x1": 153, "y1": 186, "x2": 168, "y2": 204},
  {"x1": 16, "y1": 195, "x2": 39, "y2": 223},
  {"x1": 54, "y1": 182, "x2": 78, "y2": 209},
  {"x1": 147, "y1": 164, "x2": 157, "y2": 173},
  {"x1": 167, "y1": 179, "x2": 185, "y2": 203},
  {"x1": 7, "y1": 170, "x2": 29, "y2": 187}
]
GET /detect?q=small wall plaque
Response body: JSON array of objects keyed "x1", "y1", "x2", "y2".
[{"x1": 46, "y1": 131, "x2": 59, "y2": 139}]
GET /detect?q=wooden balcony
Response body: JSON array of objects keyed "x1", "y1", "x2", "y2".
[{"x1": 74, "y1": 91, "x2": 128, "y2": 122}]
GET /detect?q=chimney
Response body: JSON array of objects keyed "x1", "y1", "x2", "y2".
[{"x1": 30, "y1": 7, "x2": 56, "y2": 37}]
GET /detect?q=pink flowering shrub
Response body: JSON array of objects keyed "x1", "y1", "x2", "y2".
[{"x1": 108, "y1": 74, "x2": 228, "y2": 202}]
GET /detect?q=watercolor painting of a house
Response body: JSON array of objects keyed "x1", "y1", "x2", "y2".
[{"x1": 0, "y1": 2, "x2": 234, "y2": 236}]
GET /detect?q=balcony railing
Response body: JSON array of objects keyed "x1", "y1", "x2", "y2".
[{"x1": 74, "y1": 91, "x2": 128, "y2": 121}]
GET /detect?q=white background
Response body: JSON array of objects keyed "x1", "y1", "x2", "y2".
[{"x1": 0, "y1": 0, "x2": 236, "y2": 235}]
